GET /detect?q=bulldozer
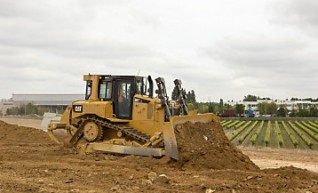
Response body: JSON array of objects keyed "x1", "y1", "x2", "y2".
[{"x1": 48, "y1": 74, "x2": 220, "y2": 160}]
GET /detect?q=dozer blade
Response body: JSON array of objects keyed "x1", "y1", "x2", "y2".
[
  {"x1": 85, "y1": 143, "x2": 164, "y2": 157},
  {"x1": 162, "y1": 122, "x2": 179, "y2": 160},
  {"x1": 163, "y1": 113, "x2": 220, "y2": 160}
]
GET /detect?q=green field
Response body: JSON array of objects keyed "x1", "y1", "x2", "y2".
[{"x1": 222, "y1": 119, "x2": 318, "y2": 150}]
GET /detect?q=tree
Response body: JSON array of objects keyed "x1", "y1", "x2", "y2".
[
  {"x1": 289, "y1": 108, "x2": 297, "y2": 117},
  {"x1": 6, "y1": 106, "x2": 20, "y2": 115},
  {"x1": 257, "y1": 102, "x2": 268, "y2": 115},
  {"x1": 19, "y1": 105, "x2": 26, "y2": 115},
  {"x1": 277, "y1": 105, "x2": 287, "y2": 117},
  {"x1": 243, "y1": 95, "x2": 258, "y2": 102},
  {"x1": 223, "y1": 104, "x2": 233, "y2": 110},
  {"x1": 26, "y1": 103, "x2": 38, "y2": 114},
  {"x1": 235, "y1": 104, "x2": 245, "y2": 116},
  {"x1": 219, "y1": 98, "x2": 224, "y2": 113},
  {"x1": 37, "y1": 106, "x2": 51, "y2": 116},
  {"x1": 309, "y1": 107, "x2": 318, "y2": 117},
  {"x1": 197, "y1": 103, "x2": 208, "y2": 113},
  {"x1": 190, "y1": 90, "x2": 196, "y2": 103},
  {"x1": 172, "y1": 87, "x2": 186, "y2": 100},
  {"x1": 171, "y1": 86, "x2": 179, "y2": 100},
  {"x1": 267, "y1": 102, "x2": 278, "y2": 115},
  {"x1": 297, "y1": 109, "x2": 310, "y2": 117},
  {"x1": 187, "y1": 103, "x2": 195, "y2": 111},
  {"x1": 186, "y1": 90, "x2": 196, "y2": 103},
  {"x1": 257, "y1": 102, "x2": 277, "y2": 115},
  {"x1": 207, "y1": 102, "x2": 215, "y2": 113}
]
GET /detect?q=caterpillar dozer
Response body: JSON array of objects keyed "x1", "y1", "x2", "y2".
[{"x1": 48, "y1": 74, "x2": 220, "y2": 160}]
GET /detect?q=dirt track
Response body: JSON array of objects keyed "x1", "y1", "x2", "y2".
[{"x1": 0, "y1": 119, "x2": 318, "y2": 193}]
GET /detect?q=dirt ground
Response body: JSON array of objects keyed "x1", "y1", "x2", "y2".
[
  {"x1": 241, "y1": 147, "x2": 318, "y2": 173},
  {"x1": 0, "y1": 118, "x2": 317, "y2": 193},
  {"x1": 0, "y1": 117, "x2": 42, "y2": 129}
]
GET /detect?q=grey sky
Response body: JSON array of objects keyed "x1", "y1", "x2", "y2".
[{"x1": 0, "y1": 0, "x2": 317, "y2": 102}]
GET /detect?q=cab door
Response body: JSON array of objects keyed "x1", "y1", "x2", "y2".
[{"x1": 113, "y1": 80, "x2": 133, "y2": 119}]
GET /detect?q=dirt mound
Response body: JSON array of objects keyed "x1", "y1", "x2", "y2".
[
  {"x1": 174, "y1": 121, "x2": 259, "y2": 170},
  {"x1": 0, "y1": 120, "x2": 52, "y2": 144}
]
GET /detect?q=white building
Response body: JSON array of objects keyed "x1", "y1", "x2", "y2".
[
  {"x1": 0, "y1": 94, "x2": 84, "y2": 115},
  {"x1": 12, "y1": 94, "x2": 84, "y2": 106},
  {"x1": 0, "y1": 99, "x2": 15, "y2": 115},
  {"x1": 225, "y1": 99, "x2": 318, "y2": 111}
]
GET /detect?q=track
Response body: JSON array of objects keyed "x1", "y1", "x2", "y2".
[{"x1": 70, "y1": 115, "x2": 151, "y2": 146}]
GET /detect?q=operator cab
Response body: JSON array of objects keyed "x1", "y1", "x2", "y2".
[{"x1": 84, "y1": 75, "x2": 153, "y2": 120}]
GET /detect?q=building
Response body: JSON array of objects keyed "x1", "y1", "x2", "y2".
[
  {"x1": 0, "y1": 99, "x2": 15, "y2": 115},
  {"x1": 225, "y1": 99, "x2": 318, "y2": 112},
  {"x1": 12, "y1": 94, "x2": 84, "y2": 106},
  {"x1": 0, "y1": 94, "x2": 84, "y2": 115}
]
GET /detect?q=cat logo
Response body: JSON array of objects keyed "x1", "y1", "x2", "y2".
[{"x1": 73, "y1": 105, "x2": 83, "y2": 113}]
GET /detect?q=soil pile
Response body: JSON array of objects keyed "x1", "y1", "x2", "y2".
[
  {"x1": 0, "y1": 120, "x2": 52, "y2": 144},
  {"x1": 174, "y1": 121, "x2": 259, "y2": 170}
]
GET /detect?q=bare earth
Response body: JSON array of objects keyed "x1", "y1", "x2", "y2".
[
  {"x1": 0, "y1": 117, "x2": 42, "y2": 129},
  {"x1": 0, "y1": 118, "x2": 317, "y2": 193},
  {"x1": 240, "y1": 146, "x2": 318, "y2": 173}
]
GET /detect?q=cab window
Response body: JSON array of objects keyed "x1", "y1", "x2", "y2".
[
  {"x1": 85, "y1": 80, "x2": 92, "y2": 100},
  {"x1": 99, "y1": 81, "x2": 112, "y2": 100},
  {"x1": 136, "y1": 79, "x2": 142, "y2": 94},
  {"x1": 143, "y1": 77, "x2": 149, "y2": 96}
]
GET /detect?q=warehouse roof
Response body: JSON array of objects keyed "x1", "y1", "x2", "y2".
[{"x1": 12, "y1": 94, "x2": 84, "y2": 106}]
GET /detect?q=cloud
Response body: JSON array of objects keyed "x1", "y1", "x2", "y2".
[
  {"x1": 0, "y1": 0, "x2": 317, "y2": 102},
  {"x1": 271, "y1": 0, "x2": 318, "y2": 35},
  {"x1": 202, "y1": 34, "x2": 318, "y2": 99}
]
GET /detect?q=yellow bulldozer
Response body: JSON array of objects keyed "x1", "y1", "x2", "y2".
[{"x1": 48, "y1": 74, "x2": 220, "y2": 160}]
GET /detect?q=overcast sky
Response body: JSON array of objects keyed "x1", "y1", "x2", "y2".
[{"x1": 0, "y1": 0, "x2": 317, "y2": 102}]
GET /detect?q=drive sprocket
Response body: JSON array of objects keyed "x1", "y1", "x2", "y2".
[{"x1": 82, "y1": 121, "x2": 103, "y2": 142}]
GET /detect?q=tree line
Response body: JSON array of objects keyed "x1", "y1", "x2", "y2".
[
  {"x1": 171, "y1": 92, "x2": 318, "y2": 117},
  {"x1": 3, "y1": 92, "x2": 318, "y2": 118}
]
